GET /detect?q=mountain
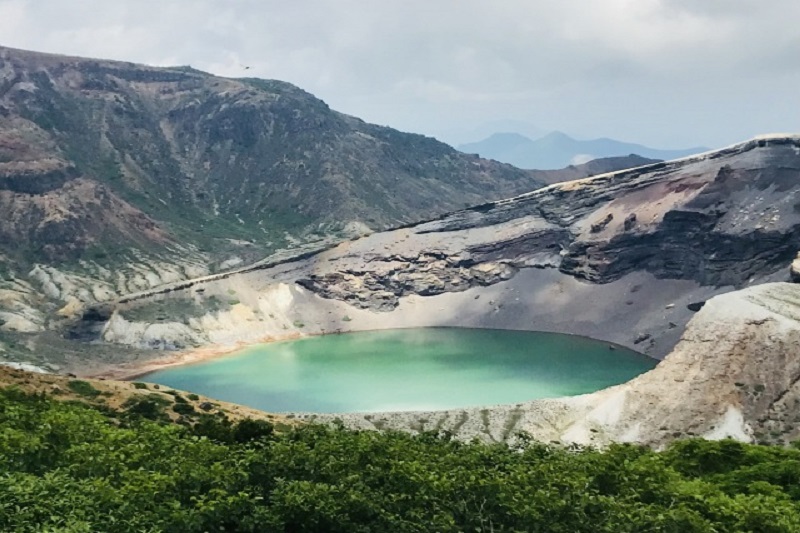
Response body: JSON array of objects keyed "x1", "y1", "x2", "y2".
[
  {"x1": 0, "y1": 45, "x2": 547, "y2": 268},
  {"x1": 67, "y1": 135, "x2": 800, "y2": 446},
  {"x1": 0, "y1": 45, "x2": 655, "y2": 276},
  {"x1": 458, "y1": 131, "x2": 707, "y2": 170},
  {"x1": 0, "y1": 45, "x2": 659, "y2": 357},
  {"x1": 444, "y1": 120, "x2": 545, "y2": 146},
  {"x1": 533, "y1": 154, "x2": 660, "y2": 185},
  {"x1": 0, "y1": 44, "x2": 548, "y2": 326}
]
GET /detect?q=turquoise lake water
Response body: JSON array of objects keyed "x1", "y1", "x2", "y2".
[{"x1": 143, "y1": 328, "x2": 657, "y2": 413}]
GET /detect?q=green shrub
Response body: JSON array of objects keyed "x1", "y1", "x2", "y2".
[
  {"x1": 121, "y1": 395, "x2": 170, "y2": 421},
  {"x1": 172, "y1": 402, "x2": 196, "y2": 415},
  {"x1": 232, "y1": 418, "x2": 274, "y2": 443},
  {"x1": 67, "y1": 380, "x2": 100, "y2": 398},
  {"x1": 4, "y1": 387, "x2": 800, "y2": 532}
]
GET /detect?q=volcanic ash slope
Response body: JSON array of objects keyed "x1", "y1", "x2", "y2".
[
  {"x1": 321, "y1": 282, "x2": 800, "y2": 447},
  {"x1": 98, "y1": 135, "x2": 800, "y2": 363}
]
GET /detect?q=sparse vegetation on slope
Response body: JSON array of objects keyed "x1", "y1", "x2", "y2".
[
  {"x1": 0, "y1": 44, "x2": 544, "y2": 270},
  {"x1": 0, "y1": 44, "x2": 556, "y2": 355}
]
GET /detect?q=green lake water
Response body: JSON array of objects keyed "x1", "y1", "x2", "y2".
[{"x1": 143, "y1": 328, "x2": 657, "y2": 413}]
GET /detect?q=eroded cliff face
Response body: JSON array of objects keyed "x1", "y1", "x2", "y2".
[
  {"x1": 318, "y1": 283, "x2": 800, "y2": 448},
  {"x1": 297, "y1": 135, "x2": 800, "y2": 309},
  {"x1": 80, "y1": 135, "x2": 800, "y2": 365},
  {"x1": 0, "y1": 45, "x2": 654, "y2": 361}
]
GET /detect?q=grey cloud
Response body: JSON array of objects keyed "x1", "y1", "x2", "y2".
[{"x1": 0, "y1": 0, "x2": 797, "y2": 148}]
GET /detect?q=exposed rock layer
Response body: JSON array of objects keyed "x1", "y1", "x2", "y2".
[
  {"x1": 77, "y1": 135, "x2": 800, "y2": 365},
  {"x1": 283, "y1": 137, "x2": 800, "y2": 317},
  {"x1": 0, "y1": 45, "x2": 652, "y2": 356},
  {"x1": 318, "y1": 283, "x2": 800, "y2": 448}
]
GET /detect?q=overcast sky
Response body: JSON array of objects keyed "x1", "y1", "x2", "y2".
[{"x1": 1, "y1": 0, "x2": 798, "y2": 149}]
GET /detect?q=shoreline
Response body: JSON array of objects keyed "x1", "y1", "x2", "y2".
[
  {"x1": 79, "y1": 267, "x2": 714, "y2": 383},
  {"x1": 84, "y1": 325, "x2": 656, "y2": 382},
  {"x1": 86, "y1": 331, "x2": 306, "y2": 381}
]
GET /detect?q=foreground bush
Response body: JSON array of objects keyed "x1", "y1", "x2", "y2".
[{"x1": 1, "y1": 387, "x2": 800, "y2": 531}]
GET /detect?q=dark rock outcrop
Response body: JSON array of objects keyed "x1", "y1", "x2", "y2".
[
  {"x1": 292, "y1": 136, "x2": 800, "y2": 309},
  {"x1": 297, "y1": 254, "x2": 517, "y2": 311},
  {"x1": 0, "y1": 166, "x2": 77, "y2": 194}
]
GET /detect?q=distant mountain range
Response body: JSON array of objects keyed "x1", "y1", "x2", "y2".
[{"x1": 458, "y1": 131, "x2": 707, "y2": 170}]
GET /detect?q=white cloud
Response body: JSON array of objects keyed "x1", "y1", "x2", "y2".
[
  {"x1": 570, "y1": 154, "x2": 596, "y2": 166},
  {"x1": 0, "y1": 0, "x2": 798, "y2": 148}
]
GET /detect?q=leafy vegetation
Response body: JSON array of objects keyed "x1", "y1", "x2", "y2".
[
  {"x1": 66, "y1": 379, "x2": 101, "y2": 398},
  {"x1": 2, "y1": 387, "x2": 800, "y2": 531}
]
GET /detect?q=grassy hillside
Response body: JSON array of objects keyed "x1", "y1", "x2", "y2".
[
  {"x1": 0, "y1": 364, "x2": 295, "y2": 426},
  {"x1": 2, "y1": 373, "x2": 800, "y2": 532}
]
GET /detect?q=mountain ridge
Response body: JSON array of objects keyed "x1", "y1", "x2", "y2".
[
  {"x1": 0, "y1": 44, "x2": 657, "y2": 361},
  {"x1": 459, "y1": 130, "x2": 707, "y2": 170},
  {"x1": 0, "y1": 43, "x2": 544, "y2": 267}
]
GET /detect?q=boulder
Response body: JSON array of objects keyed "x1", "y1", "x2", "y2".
[{"x1": 791, "y1": 252, "x2": 800, "y2": 282}]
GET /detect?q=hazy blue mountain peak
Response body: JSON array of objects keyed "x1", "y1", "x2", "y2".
[{"x1": 458, "y1": 130, "x2": 707, "y2": 170}]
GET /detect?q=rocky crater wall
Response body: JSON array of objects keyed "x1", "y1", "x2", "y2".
[
  {"x1": 313, "y1": 283, "x2": 800, "y2": 448},
  {"x1": 74, "y1": 135, "x2": 800, "y2": 365}
]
